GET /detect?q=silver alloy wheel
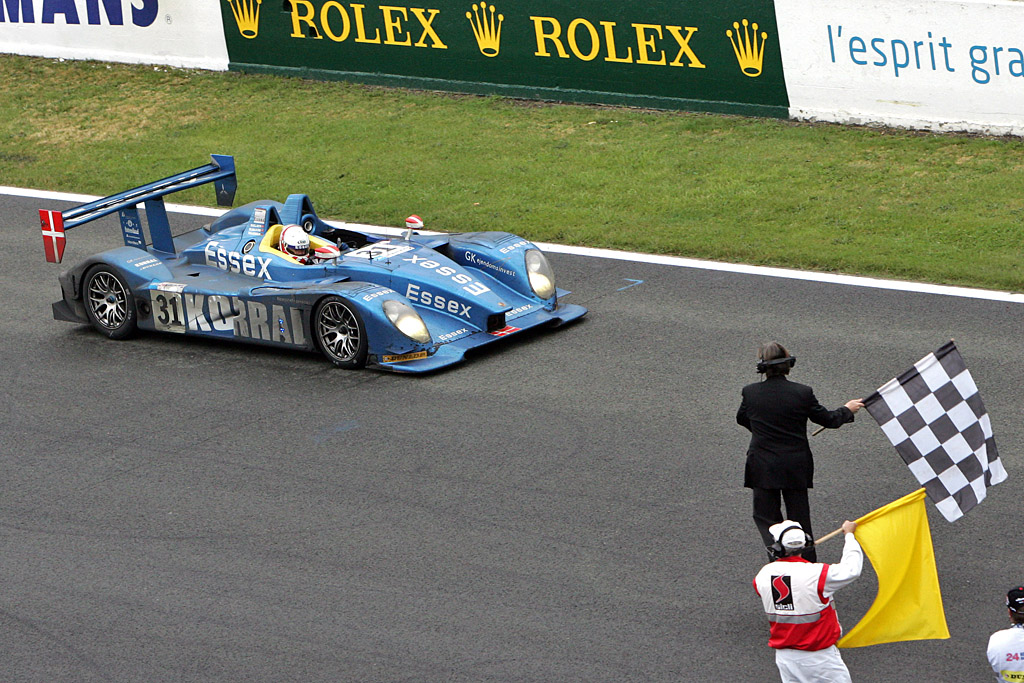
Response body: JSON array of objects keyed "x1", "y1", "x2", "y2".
[
  {"x1": 87, "y1": 271, "x2": 129, "y2": 330},
  {"x1": 317, "y1": 299, "x2": 361, "y2": 362}
]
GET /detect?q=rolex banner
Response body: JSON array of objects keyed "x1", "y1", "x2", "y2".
[{"x1": 219, "y1": 0, "x2": 790, "y2": 117}]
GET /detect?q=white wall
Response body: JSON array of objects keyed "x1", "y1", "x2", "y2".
[
  {"x1": 0, "y1": 0, "x2": 227, "y2": 70},
  {"x1": 776, "y1": 0, "x2": 1024, "y2": 135}
]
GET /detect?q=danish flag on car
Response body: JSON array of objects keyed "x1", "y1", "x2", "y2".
[{"x1": 40, "y1": 209, "x2": 66, "y2": 263}]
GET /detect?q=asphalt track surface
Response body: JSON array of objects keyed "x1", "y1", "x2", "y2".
[{"x1": 2, "y1": 191, "x2": 1021, "y2": 682}]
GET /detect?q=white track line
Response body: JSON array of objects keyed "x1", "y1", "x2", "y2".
[{"x1": 8, "y1": 185, "x2": 1022, "y2": 304}]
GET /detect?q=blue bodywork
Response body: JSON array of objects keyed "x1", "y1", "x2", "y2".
[{"x1": 48, "y1": 156, "x2": 587, "y2": 373}]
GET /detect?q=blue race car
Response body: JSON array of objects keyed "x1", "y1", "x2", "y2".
[{"x1": 40, "y1": 155, "x2": 586, "y2": 373}]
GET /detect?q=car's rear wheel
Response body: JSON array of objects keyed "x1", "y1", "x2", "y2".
[
  {"x1": 314, "y1": 296, "x2": 367, "y2": 368},
  {"x1": 83, "y1": 266, "x2": 137, "y2": 339}
]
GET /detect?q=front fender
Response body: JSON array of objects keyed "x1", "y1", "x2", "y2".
[
  {"x1": 281, "y1": 281, "x2": 433, "y2": 361},
  {"x1": 443, "y1": 232, "x2": 553, "y2": 305}
]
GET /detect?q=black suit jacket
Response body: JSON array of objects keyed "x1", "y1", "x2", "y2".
[{"x1": 737, "y1": 375, "x2": 854, "y2": 489}]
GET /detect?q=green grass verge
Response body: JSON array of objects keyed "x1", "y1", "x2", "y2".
[{"x1": 3, "y1": 54, "x2": 1023, "y2": 292}]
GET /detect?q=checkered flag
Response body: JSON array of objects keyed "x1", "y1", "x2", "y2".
[{"x1": 864, "y1": 341, "x2": 1006, "y2": 522}]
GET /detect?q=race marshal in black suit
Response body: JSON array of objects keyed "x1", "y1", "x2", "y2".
[{"x1": 737, "y1": 342, "x2": 863, "y2": 562}]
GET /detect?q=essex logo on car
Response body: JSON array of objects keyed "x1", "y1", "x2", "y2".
[
  {"x1": 402, "y1": 254, "x2": 491, "y2": 295},
  {"x1": 436, "y1": 327, "x2": 470, "y2": 342},
  {"x1": 404, "y1": 283, "x2": 473, "y2": 319},
  {"x1": 204, "y1": 240, "x2": 272, "y2": 279}
]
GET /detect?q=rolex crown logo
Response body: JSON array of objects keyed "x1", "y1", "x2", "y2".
[
  {"x1": 466, "y1": 2, "x2": 503, "y2": 57},
  {"x1": 226, "y1": 0, "x2": 261, "y2": 39},
  {"x1": 726, "y1": 19, "x2": 767, "y2": 77}
]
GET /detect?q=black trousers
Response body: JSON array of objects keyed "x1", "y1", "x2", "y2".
[{"x1": 752, "y1": 487, "x2": 816, "y2": 562}]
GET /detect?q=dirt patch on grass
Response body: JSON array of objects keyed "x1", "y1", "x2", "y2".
[{"x1": 23, "y1": 89, "x2": 207, "y2": 146}]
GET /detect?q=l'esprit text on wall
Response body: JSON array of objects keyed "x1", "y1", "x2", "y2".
[
  {"x1": 0, "y1": 0, "x2": 158, "y2": 26},
  {"x1": 827, "y1": 24, "x2": 1024, "y2": 85}
]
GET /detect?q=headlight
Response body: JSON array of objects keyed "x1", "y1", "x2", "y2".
[
  {"x1": 525, "y1": 249, "x2": 555, "y2": 300},
  {"x1": 383, "y1": 300, "x2": 431, "y2": 343}
]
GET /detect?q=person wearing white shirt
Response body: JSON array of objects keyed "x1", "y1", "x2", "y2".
[
  {"x1": 754, "y1": 519, "x2": 863, "y2": 683},
  {"x1": 988, "y1": 585, "x2": 1024, "y2": 682}
]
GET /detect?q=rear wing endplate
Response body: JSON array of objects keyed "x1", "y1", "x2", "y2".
[{"x1": 39, "y1": 154, "x2": 236, "y2": 263}]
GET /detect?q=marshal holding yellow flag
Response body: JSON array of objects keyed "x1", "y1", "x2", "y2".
[{"x1": 820, "y1": 488, "x2": 950, "y2": 648}]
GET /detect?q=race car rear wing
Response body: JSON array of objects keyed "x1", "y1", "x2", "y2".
[{"x1": 40, "y1": 154, "x2": 237, "y2": 263}]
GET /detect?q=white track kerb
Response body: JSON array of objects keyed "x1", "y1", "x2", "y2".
[{"x1": 8, "y1": 185, "x2": 1023, "y2": 305}]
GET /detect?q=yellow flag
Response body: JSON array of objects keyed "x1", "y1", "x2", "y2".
[{"x1": 838, "y1": 488, "x2": 950, "y2": 648}]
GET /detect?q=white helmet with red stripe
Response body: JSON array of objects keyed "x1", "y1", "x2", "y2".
[{"x1": 280, "y1": 224, "x2": 310, "y2": 258}]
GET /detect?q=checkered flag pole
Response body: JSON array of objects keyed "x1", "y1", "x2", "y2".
[{"x1": 864, "y1": 341, "x2": 1007, "y2": 522}]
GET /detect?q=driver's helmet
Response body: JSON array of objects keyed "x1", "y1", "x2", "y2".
[{"x1": 280, "y1": 224, "x2": 310, "y2": 258}]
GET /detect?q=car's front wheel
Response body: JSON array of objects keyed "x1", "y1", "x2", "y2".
[
  {"x1": 314, "y1": 296, "x2": 367, "y2": 369},
  {"x1": 83, "y1": 265, "x2": 137, "y2": 339}
]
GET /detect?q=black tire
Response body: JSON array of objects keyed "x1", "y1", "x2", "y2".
[
  {"x1": 82, "y1": 266, "x2": 137, "y2": 340},
  {"x1": 313, "y1": 296, "x2": 367, "y2": 369}
]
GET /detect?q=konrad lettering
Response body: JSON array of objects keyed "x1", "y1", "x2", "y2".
[{"x1": 150, "y1": 288, "x2": 307, "y2": 345}]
